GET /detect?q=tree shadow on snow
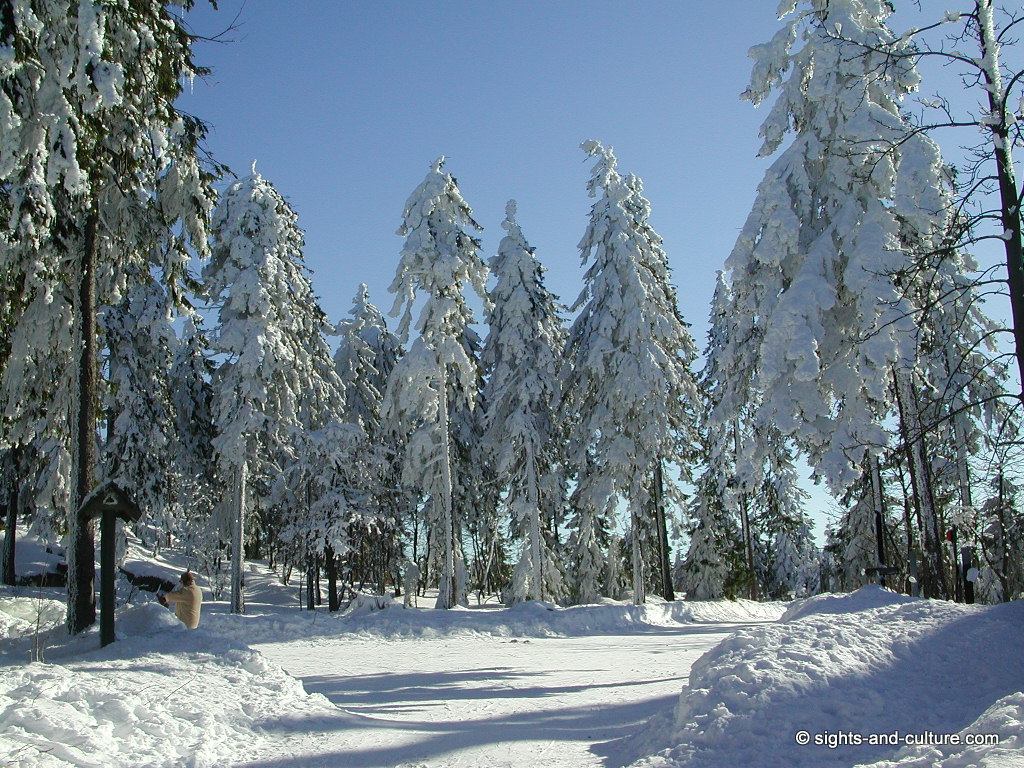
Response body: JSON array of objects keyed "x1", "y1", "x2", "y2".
[{"x1": 239, "y1": 688, "x2": 680, "y2": 768}]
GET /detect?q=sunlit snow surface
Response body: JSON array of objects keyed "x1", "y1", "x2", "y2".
[{"x1": 1, "y1": 546, "x2": 1021, "y2": 768}]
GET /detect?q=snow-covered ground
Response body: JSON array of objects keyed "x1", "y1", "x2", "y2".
[
  {"x1": 0, "y1": 540, "x2": 783, "y2": 768},
  {"x1": 251, "y1": 613, "x2": 761, "y2": 767},
  {"x1": 627, "y1": 586, "x2": 1024, "y2": 768},
  {"x1": 1, "y1": 541, "x2": 1021, "y2": 768}
]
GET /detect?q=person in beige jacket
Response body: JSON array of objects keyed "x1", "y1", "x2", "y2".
[{"x1": 159, "y1": 571, "x2": 203, "y2": 629}]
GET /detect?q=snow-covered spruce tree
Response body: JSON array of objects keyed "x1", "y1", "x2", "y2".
[
  {"x1": 831, "y1": 2, "x2": 1024, "y2": 406},
  {"x1": 838, "y1": 482, "x2": 879, "y2": 591},
  {"x1": 564, "y1": 461, "x2": 610, "y2": 604},
  {"x1": 481, "y1": 201, "x2": 566, "y2": 604},
  {"x1": 383, "y1": 157, "x2": 488, "y2": 609},
  {"x1": 563, "y1": 140, "x2": 700, "y2": 604},
  {"x1": 102, "y1": 275, "x2": 179, "y2": 545},
  {"x1": 694, "y1": 271, "x2": 759, "y2": 598},
  {"x1": 753, "y1": 430, "x2": 818, "y2": 599},
  {"x1": 978, "y1": 471, "x2": 1024, "y2": 602},
  {"x1": 205, "y1": 167, "x2": 343, "y2": 614},
  {"x1": 169, "y1": 317, "x2": 222, "y2": 590},
  {"x1": 334, "y1": 284, "x2": 405, "y2": 595},
  {"x1": 677, "y1": 468, "x2": 733, "y2": 600},
  {"x1": 0, "y1": 0, "x2": 217, "y2": 632},
  {"x1": 713, "y1": 1, "x2": 924, "y2": 504}
]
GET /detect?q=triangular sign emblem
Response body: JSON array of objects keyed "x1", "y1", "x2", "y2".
[{"x1": 103, "y1": 493, "x2": 118, "y2": 506}]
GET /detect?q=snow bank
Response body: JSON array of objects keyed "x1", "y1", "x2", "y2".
[
  {"x1": 780, "y1": 584, "x2": 915, "y2": 622},
  {"x1": 0, "y1": 604, "x2": 338, "y2": 768},
  {"x1": 12, "y1": 535, "x2": 64, "y2": 579},
  {"x1": 324, "y1": 596, "x2": 786, "y2": 641},
  {"x1": 0, "y1": 595, "x2": 66, "y2": 640},
  {"x1": 856, "y1": 692, "x2": 1024, "y2": 768},
  {"x1": 626, "y1": 588, "x2": 1024, "y2": 768}
]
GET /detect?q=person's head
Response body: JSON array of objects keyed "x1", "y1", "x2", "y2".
[{"x1": 181, "y1": 571, "x2": 195, "y2": 587}]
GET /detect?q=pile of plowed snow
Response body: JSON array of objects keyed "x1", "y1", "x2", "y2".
[
  {"x1": 0, "y1": 603, "x2": 338, "y2": 768},
  {"x1": 626, "y1": 586, "x2": 1024, "y2": 768}
]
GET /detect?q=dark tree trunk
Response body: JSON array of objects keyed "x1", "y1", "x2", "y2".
[
  {"x1": 305, "y1": 556, "x2": 315, "y2": 610},
  {"x1": 68, "y1": 208, "x2": 99, "y2": 634},
  {"x1": 653, "y1": 461, "x2": 674, "y2": 601},
  {"x1": 2, "y1": 449, "x2": 19, "y2": 586}
]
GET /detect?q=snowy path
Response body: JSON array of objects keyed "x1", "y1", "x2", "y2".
[{"x1": 243, "y1": 624, "x2": 752, "y2": 768}]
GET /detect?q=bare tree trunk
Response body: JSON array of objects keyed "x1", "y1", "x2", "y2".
[
  {"x1": 527, "y1": 447, "x2": 543, "y2": 601},
  {"x1": 893, "y1": 370, "x2": 948, "y2": 599},
  {"x1": 230, "y1": 460, "x2": 248, "y2": 614},
  {"x1": 435, "y1": 364, "x2": 456, "y2": 609},
  {"x1": 1, "y1": 448, "x2": 18, "y2": 585},
  {"x1": 305, "y1": 553, "x2": 316, "y2": 610},
  {"x1": 67, "y1": 208, "x2": 99, "y2": 635},
  {"x1": 630, "y1": 498, "x2": 646, "y2": 605},
  {"x1": 869, "y1": 456, "x2": 888, "y2": 587},
  {"x1": 654, "y1": 460, "x2": 674, "y2": 601}
]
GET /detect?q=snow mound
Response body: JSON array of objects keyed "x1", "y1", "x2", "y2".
[
  {"x1": 780, "y1": 585, "x2": 915, "y2": 622},
  {"x1": 0, "y1": 595, "x2": 66, "y2": 639},
  {"x1": 341, "y1": 591, "x2": 396, "y2": 616},
  {"x1": 114, "y1": 602, "x2": 186, "y2": 639},
  {"x1": 12, "y1": 534, "x2": 64, "y2": 578},
  {"x1": 337, "y1": 598, "x2": 786, "y2": 640},
  {"x1": 0, "y1": 635, "x2": 336, "y2": 767},
  {"x1": 626, "y1": 588, "x2": 1024, "y2": 768},
  {"x1": 854, "y1": 692, "x2": 1024, "y2": 768}
]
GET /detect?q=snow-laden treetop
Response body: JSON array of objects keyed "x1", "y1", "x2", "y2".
[{"x1": 388, "y1": 156, "x2": 488, "y2": 344}]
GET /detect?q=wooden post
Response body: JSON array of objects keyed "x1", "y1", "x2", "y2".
[{"x1": 100, "y1": 506, "x2": 116, "y2": 647}]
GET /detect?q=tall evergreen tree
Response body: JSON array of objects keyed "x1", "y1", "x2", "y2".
[
  {"x1": 334, "y1": 284, "x2": 405, "y2": 594},
  {"x1": 563, "y1": 140, "x2": 700, "y2": 604},
  {"x1": 205, "y1": 166, "x2": 343, "y2": 613},
  {"x1": 383, "y1": 157, "x2": 488, "y2": 609},
  {"x1": 713, "y1": 0, "x2": 922, "y2": 498},
  {"x1": 481, "y1": 201, "x2": 566, "y2": 604},
  {"x1": 0, "y1": 0, "x2": 217, "y2": 632},
  {"x1": 102, "y1": 275, "x2": 178, "y2": 543},
  {"x1": 169, "y1": 317, "x2": 221, "y2": 587}
]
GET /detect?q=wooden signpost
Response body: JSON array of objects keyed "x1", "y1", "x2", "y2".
[{"x1": 78, "y1": 482, "x2": 141, "y2": 647}]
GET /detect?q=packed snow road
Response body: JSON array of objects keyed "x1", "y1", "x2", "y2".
[{"x1": 246, "y1": 623, "x2": 754, "y2": 768}]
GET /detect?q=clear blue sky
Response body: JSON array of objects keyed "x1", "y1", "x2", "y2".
[
  {"x1": 176, "y1": 1, "x2": 977, "y2": 537},
  {"x1": 178, "y1": 1, "x2": 780, "y2": 337}
]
